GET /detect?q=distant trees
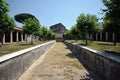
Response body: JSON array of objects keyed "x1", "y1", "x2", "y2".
[
  {"x1": 102, "y1": 0, "x2": 120, "y2": 45},
  {"x1": 65, "y1": 14, "x2": 98, "y2": 45},
  {"x1": 65, "y1": 25, "x2": 80, "y2": 40},
  {"x1": 76, "y1": 14, "x2": 98, "y2": 45},
  {"x1": 22, "y1": 18, "x2": 55, "y2": 44},
  {"x1": 0, "y1": 0, "x2": 16, "y2": 44},
  {"x1": 38, "y1": 26, "x2": 55, "y2": 40}
]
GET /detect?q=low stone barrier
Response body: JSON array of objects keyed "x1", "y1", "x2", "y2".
[
  {"x1": 0, "y1": 41, "x2": 55, "y2": 80},
  {"x1": 65, "y1": 42, "x2": 120, "y2": 80}
]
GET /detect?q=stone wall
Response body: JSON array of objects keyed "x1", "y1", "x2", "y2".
[
  {"x1": 0, "y1": 41, "x2": 55, "y2": 80},
  {"x1": 65, "y1": 42, "x2": 120, "y2": 80}
]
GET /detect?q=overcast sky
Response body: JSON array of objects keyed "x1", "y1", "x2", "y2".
[{"x1": 6, "y1": 0, "x2": 105, "y2": 29}]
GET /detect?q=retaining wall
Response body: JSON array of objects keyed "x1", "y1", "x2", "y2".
[
  {"x1": 0, "y1": 41, "x2": 55, "y2": 80},
  {"x1": 65, "y1": 42, "x2": 120, "y2": 80}
]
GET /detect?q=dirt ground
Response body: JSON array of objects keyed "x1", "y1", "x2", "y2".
[{"x1": 19, "y1": 42, "x2": 103, "y2": 80}]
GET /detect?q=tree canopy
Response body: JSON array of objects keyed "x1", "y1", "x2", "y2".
[
  {"x1": 102, "y1": 0, "x2": 120, "y2": 45},
  {"x1": 14, "y1": 13, "x2": 38, "y2": 23},
  {"x1": 76, "y1": 14, "x2": 98, "y2": 34},
  {"x1": 22, "y1": 18, "x2": 40, "y2": 35},
  {"x1": 76, "y1": 13, "x2": 98, "y2": 45},
  {"x1": 38, "y1": 26, "x2": 55, "y2": 40},
  {"x1": 0, "y1": 0, "x2": 16, "y2": 33}
]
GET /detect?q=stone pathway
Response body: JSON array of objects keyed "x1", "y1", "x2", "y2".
[{"x1": 19, "y1": 42, "x2": 102, "y2": 80}]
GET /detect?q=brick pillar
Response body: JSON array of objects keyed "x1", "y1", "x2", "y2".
[{"x1": 10, "y1": 31, "x2": 13, "y2": 43}]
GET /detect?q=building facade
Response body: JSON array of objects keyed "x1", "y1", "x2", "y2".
[
  {"x1": 0, "y1": 27, "x2": 39, "y2": 44},
  {"x1": 50, "y1": 23, "x2": 67, "y2": 42}
]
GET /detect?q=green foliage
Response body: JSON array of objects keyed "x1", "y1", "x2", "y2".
[
  {"x1": 38, "y1": 26, "x2": 55, "y2": 40},
  {"x1": 76, "y1": 13, "x2": 98, "y2": 45},
  {"x1": 102, "y1": 0, "x2": 120, "y2": 32},
  {"x1": 22, "y1": 18, "x2": 40, "y2": 35},
  {"x1": 76, "y1": 13, "x2": 98, "y2": 34},
  {"x1": 65, "y1": 25, "x2": 80, "y2": 40},
  {"x1": 102, "y1": 0, "x2": 120, "y2": 45},
  {"x1": 0, "y1": 0, "x2": 15, "y2": 33},
  {"x1": 15, "y1": 13, "x2": 38, "y2": 23},
  {"x1": 0, "y1": 0, "x2": 9, "y2": 15}
]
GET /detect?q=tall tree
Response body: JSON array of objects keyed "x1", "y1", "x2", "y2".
[
  {"x1": 22, "y1": 18, "x2": 40, "y2": 44},
  {"x1": 102, "y1": 0, "x2": 120, "y2": 45},
  {"x1": 0, "y1": 0, "x2": 16, "y2": 44},
  {"x1": 76, "y1": 13, "x2": 98, "y2": 45}
]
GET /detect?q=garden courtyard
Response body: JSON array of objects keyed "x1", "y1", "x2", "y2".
[{"x1": 18, "y1": 42, "x2": 104, "y2": 80}]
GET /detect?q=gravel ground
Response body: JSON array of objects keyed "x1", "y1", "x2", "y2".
[{"x1": 19, "y1": 42, "x2": 103, "y2": 80}]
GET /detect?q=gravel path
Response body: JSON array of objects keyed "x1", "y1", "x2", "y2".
[{"x1": 19, "y1": 42, "x2": 102, "y2": 80}]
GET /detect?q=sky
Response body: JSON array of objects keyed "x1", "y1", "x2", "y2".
[{"x1": 6, "y1": 0, "x2": 105, "y2": 29}]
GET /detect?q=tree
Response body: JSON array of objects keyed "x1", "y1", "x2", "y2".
[
  {"x1": 38, "y1": 26, "x2": 55, "y2": 40},
  {"x1": 70, "y1": 25, "x2": 80, "y2": 40},
  {"x1": 102, "y1": 0, "x2": 120, "y2": 45},
  {"x1": 76, "y1": 13, "x2": 98, "y2": 45},
  {"x1": 15, "y1": 13, "x2": 38, "y2": 23},
  {"x1": 0, "y1": 0, "x2": 16, "y2": 45},
  {"x1": 22, "y1": 18, "x2": 40, "y2": 44},
  {"x1": 64, "y1": 30, "x2": 72, "y2": 40}
]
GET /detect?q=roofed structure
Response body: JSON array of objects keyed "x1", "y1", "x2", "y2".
[
  {"x1": 50, "y1": 23, "x2": 67, "y2": 42},
  {"x1": 50, "y1": 23, "x2": 67, "y2": 34}
]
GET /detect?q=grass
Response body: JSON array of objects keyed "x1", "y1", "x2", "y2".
[
  {"x1": 39, "y1": 74, "x2": 53, "y2": 77},
  {"x1": 0, "y1": 41, "x2": 47, "y2": 56},
  {"x1": 67, "y1": 40, "x2": 120, "y2": 55},
  {"x1": 70, "y1": 61, "x2": 84, "y2": 69}
]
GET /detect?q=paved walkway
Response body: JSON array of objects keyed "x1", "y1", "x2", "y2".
[{"x1": 19, "y1": 42, "x2": 102, "y2": 80}]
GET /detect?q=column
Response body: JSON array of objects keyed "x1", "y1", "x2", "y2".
[
  {"x1": 3, "y1": 33, "x2": 5, "y2": 44},
  {"x1": 106, "y1": 32, "x2": 108, "y2": 41},
  {"x1": 16, "y1": 32, "x2": 18, "y2": 42},
  {"x1": 25, "y1": 34, "x2": 27, "y2": 42},
  {"x1": 10, "y1": 31, "x2": 13, "y2": 43},
  {"x1": 100, "y1": 32, "x2": 102, "y2": 41},
  {"x1": 113, "y1": 33, "x2": 114, "y2": 42},
  {"x1": 21, "y1": 33, "x2": 23, "y2": 42},
  {"x1": 96, "y1": 33, "x2": 98, "y2": 41}
]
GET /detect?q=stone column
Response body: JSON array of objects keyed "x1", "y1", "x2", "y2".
[
  {"x1": 21, "y1": 33, "x2": 23, "y2": 42},
  {"x1": 100, "y1": 32, "x2": 102, "y2": 41},
  {"x1": 96, "y1": 33, "x2": 98, "y2": 41},
  {"x1": 16, "y1": 32, "x2": 18, "y2": 42},
  {"x1": 106, "y1": 32, "x2": 108, "y2": 41},
  {"x1": 3, "y1": 33, "x2": 5, "y2": 44},
  {"x1": 25, "y1": 34, "x2": 27, "y2": 42},
  {"x1": 113, "y1": 33, "x2": 114, "y2": 42},
  {"x1": 10, "y1": 31, "x2": 13, "y2": 43}
]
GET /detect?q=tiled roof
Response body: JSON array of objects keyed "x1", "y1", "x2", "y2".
[{"x1": 14, "y1": 27, "x2": 22, "y2": 31}]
